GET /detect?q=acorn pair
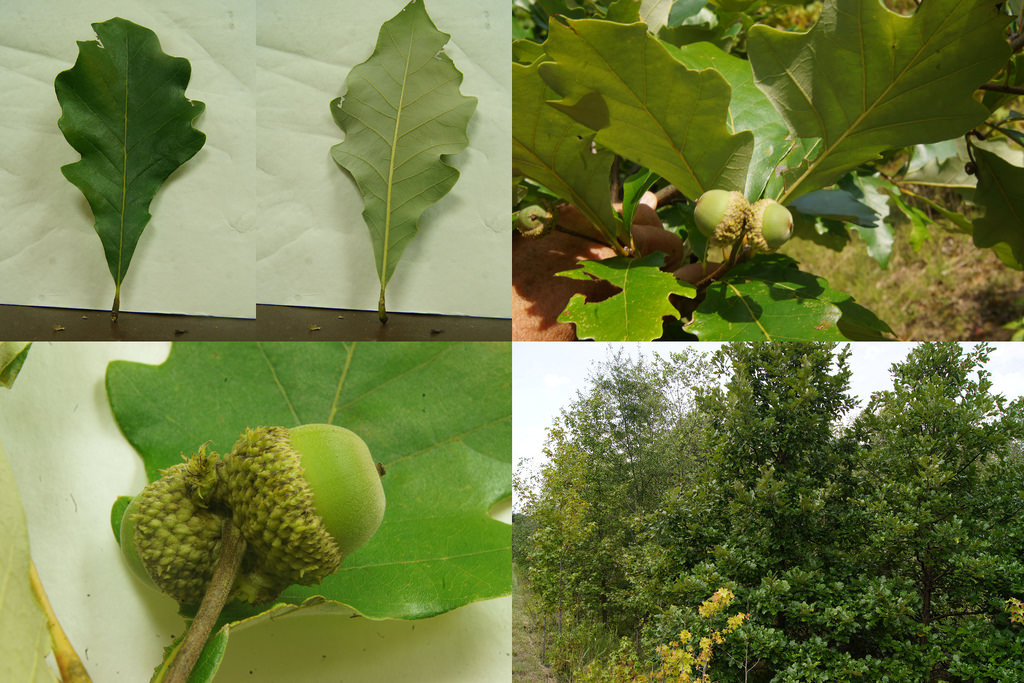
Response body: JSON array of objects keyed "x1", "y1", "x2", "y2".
[
  {"x1": 693, "y1": 189, "x2": 794, "y2": 251},
  {"x1": 119, "y1": 424, "x2": 386, "y2": 605}
]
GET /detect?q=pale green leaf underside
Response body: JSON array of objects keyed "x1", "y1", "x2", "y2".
[
  {"x1": 330, "y1": 0, "x2": 476, "y2": 312},
  {"x1": 512, "y1": 56, "x2": 625, "y2": 245},
  {"x1": 539, "y1": 19, "x2": 753, "y2": 199},
  {"x1": 748, "y1": 0, "x2": 1010, "y2": 203},
  {"x1": 639, "y1": 0, "x2": 673, "y2": 31},
  {"x1": 557, "y1": 253, "x2": 696, "y2": 340},
  {"x1": 0, "y1": 443, "x2": 58, "y2": 683},
  {"x1": 54, "y1": 17, "x2": 205, "y2": 296}
]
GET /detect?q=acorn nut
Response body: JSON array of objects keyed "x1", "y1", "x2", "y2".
[
  {"x1": 516, "y1": 204, "x2": 557, "y2": 238},
  {"x1": 748, "y1": 199, "x2": 794, "y2": 252},
  {"x1": 120, "y1": 424, "x2": 387, "y2": 605},
  {"x1": 693, "y1": 189, "x2": 751, "y2": 246}
]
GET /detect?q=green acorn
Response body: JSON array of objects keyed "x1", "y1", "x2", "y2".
[
  {"x1": 515, "y1": 203, "x2": 557, "y2": 238},
  {"x1": 693, "y1": 189, "x2": 751, "y2": 246},
  {"x1": 119, "y1": 447, "x2": 226, "y2": 605},
  {"x1": 748, "y1": 199, "x2": 794, "y2": 252},
  {"x1": 120, "y1": 424, "x2": 386, "y2": 605}
]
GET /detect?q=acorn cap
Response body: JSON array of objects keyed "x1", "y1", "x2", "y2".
[
  {"x1": 123, "y1": 426, "x2": 382, "y2": 606},
  {"x1": 123, "y1": 447, "x2": 225, "y2": 605},
  {"x1": 220, "y1": 427, "x2": 343, "y2": 603},
  {"x1": 694, "y1": 190, "x2": 751, "y2": 246}
]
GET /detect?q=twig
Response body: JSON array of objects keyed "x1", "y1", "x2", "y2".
[
  {"x1": 694, "y1": 238, "x2": 748, "y2": 288},
  {"x1": 980, "y1": 82, "x2": 1024, "y2": 96},
  {"x1": 1012, "y1": 32, "x2": 1024, "y2": 54},
  {"x1": 29, "y1": 561, "x2": 93, "y2": 682},
  {"x1": 653, "y1": 184, "x2": 683, "y2": 205},
  {"x1": 610, "y1": 155, "x2": 622, "y2": 204},
  {"x1": 165, "y1": 519, "x2": 246, "y2": 683}
]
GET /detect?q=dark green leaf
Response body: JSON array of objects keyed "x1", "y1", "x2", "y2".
[
  {"x1": 621, "y1": 169, "x2": 659, "y2": 230},
  {"x1": 748, "y1": 0, "x2": 1010, "y2": 202},
  {"x1": 604, "y1": 0, "x2": 643, "y2": 23},
  {"x1": 539, "y1": 18, "x2": 753, "y2": 199},
  {"x1": 972, "y1": 146, "x2": 1024, "y2": 269},
  {"x1": 689, "y1": 280, "x2": 844, "y2": 341},
  {"x1": 537, "y1": 0, "x2": 588, "y2": 19},
  {"x1": 688, "y1": 255, "x2": 893, "y2": 340},
  {"x1": 557, "y1": 253, "x2": 696, "y2": 340},
  {"x1": 330, "y1": 0, "x2": 477, "y2": 321},
  {"x1": 790, "y1": 208, "x2": 850, "y2": 252},
  {"x1": 513, "y1": 38, "x2": 546, "y2": 64},
  {"x1": 106, "y1": 342, "x2": 511, "y2": 623},
  {"x1": 55, "y1": 18, "x2": 205, "y2": 318}
]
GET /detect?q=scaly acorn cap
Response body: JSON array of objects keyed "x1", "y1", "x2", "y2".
[
  {"x1": 694, "y1": 189, "x2": 751, "y2": 247},
  {"x1": 122, "y1": 425, "x2": 384, "y2": 606},
  {"x1": 219, "y1": 426, "x2": 343, "y2": 603},
  {"x1": 123, "y1": 447, "x2": 226, "y2": 605}
]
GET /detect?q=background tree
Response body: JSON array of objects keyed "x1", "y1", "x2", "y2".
[
  {"x1": 849, "y1": 343, "x2": 1024, "y2": 681},
  {"x1": 516, "y1": 343, "x2": 1024, "y2": 681}
]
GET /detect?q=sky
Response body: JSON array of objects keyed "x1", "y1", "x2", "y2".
[{"x1": 512, "y1": 342, "x2": 1024, "y2": 508}]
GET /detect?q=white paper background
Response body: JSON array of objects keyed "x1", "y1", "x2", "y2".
[
  {"x1": 0, "y1": 0, "x2": 510, "y2": 319},
  {"x1": 0, "y1": 342, "x2": 511, "y2": 682}
]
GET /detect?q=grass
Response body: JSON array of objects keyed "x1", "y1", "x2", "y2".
[
  {"x1": 780, "y1": 215, "x2": 1024, "y2": 341},
  {"x1": 513, "y1": 567, "x2": 559, "y2": 683}
]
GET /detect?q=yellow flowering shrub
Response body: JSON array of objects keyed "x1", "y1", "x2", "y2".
[
  {"x1": 579, "y1": 588, "x2": 747, "y2": 682},
  {"x1": 1008, "y1": 598, "x2": 1024, "y2": 627}
]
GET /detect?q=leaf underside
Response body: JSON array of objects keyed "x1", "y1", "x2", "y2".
[
  {"x1": 330, "y1": 0, "x2": 477, "y2": 319},
  {"x1": 748, "y1": 0, "x2": 1010, "y2": 202},
  {"x1": 54, "y1": 17, "x2": 205, "y2": 307},
  {"x1": 0, "y1": 443, "x2": 57, "y2": 683},
  {"x1": 105, "y1": 341, "x2": 511, "y2": 624},
  {"x1": 512, "y1": 55, "x2": 625, "y2": 245},
  {"x1": 538, "y1": 18, "x2": 753, "y2": 199}
]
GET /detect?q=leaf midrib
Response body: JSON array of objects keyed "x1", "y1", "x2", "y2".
[
  {"x1": 382, "y1": 27, "x2": 416, "y2": 288},
  {"x1": 777, "y1": 0, "x2": 980, "y2": 204},
  {"x1": 568, "y1": 22, "x2": 703, "y2": 193},
  {"x1": 118, "y1": 32, "x2": 129, "y2": 285}
]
